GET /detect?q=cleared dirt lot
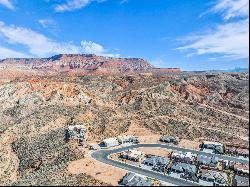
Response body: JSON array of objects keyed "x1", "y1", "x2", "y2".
[
  {"x1": 67, "y1": 152, "x2": 126, "y2": 186},
  {"x1": 178, "y1": 138, "x2": 201, "y2": 150},
  {"x1": 137, "y1": 147, "x2": 172, "y2": 157},
  {"x1": 121, "y1": 121, "x2": 162, "y2": 144}
]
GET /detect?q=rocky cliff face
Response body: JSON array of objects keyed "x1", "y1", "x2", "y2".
[
  {"x1": 0, "y1": 72, "x2": 248, "y2": 185},
  {"x1": 0, "y1": 54, "x2": 154, "y2": 73},
  {"x1": 0, "y1": 54, "x2": 183, "y2": 77}
]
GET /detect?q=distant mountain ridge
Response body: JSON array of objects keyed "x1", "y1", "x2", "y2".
[
  {"x1": 0, "y1": 54, "x2": 182, "y2": 77},
  {"x1": 204, "y1": 67, "x2": 249, "y2": 73},
  {"x1": 0, "y1": 54, "x2": 153, "y2": 71},
  {"x1": 224, "y1": 67, "x2": 249, "y2": 73}
]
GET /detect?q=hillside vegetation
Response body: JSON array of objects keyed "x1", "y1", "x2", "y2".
[{"x1": 0, "y1": 72, "x2": 248, "y2": 185}]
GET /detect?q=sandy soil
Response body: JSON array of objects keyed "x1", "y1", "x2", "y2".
[
  {"x1": 178, "y1": 138, "x2": 201, "y2": 150},
  {"x1": 67, "y1": 153, "x2": 126, "y2": 186},
  {"x1": 136, "y1": 147, "x2": 172, "y2": 157},
  {"x1": 125, "y1": 121, "x2": 201, "y2": 150},
  {"x1": 122, "y1": 121, "x2": 162, "y2": 144},
  {"x1": 75, "y1": 111, "x2": 95, "y2": 122}
]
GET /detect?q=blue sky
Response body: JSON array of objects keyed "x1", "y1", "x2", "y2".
[{"x1": 0, "y1": 0, "x2": 249, "y2": 71}]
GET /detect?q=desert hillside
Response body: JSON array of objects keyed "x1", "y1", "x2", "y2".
[{"x1": 0, "y1": 72, "x2": 249, "y2": 185}]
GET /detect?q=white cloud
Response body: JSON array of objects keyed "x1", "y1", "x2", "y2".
[
  {"x1": 55, "y1": 0, "x2": 106, "y2": 12},
  {"x1": 81, "y1": 40, "x2": 105, "y2": 54},
  {"x1": 55, "y1": 0, "x2": 90, "y2": 12},
  {"x1": 0, "y1": 21, "x2": 119, "y2": 58},
  {"x1": 81, "y1": 40, "x2": 120, "y2": 57},
  {"x1": 178, "y1": 0, "x2": 249, "y2": 61},
  {"x1": 0, "y1": 46, "x2": 29, "y2": 59},
  {"x1": 0, "y1": 21, "x2": 81, "y2": 57},
  {"x1": 212, "y1": 0, "x2": 249, "y2": 20},
  {"x1": 120, "y1": 0, "x2": 129, "y2": 5},
  {"x1": 38, "y1": 19, "x2": 56, "y2": 29},
  {"x1": 178, "y1": 19, "x2": 249, "y2": 60},
  {"x1": 0, "y1": 0, "x2": 14, "y2": 10}
]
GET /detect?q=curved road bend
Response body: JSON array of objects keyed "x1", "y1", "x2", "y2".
[
  {"x1": 91, "y1": 144, "x2": 249, "y2": 186},
  {"x1": 92, "y1": 150, "x2": 199, "y2": 186}
]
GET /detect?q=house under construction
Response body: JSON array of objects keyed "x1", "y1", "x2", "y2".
[{"x1": 65, "y1": 125, "x2": 87, "y2": 146}]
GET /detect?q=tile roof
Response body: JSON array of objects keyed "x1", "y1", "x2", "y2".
[
  {"x1": 234, "y1": 175, "x2": 249, "y2": 186},
  {"x1": 171, "y1": 162, "x2": 197, "y2": 174},
  {"x1": 200, "y1": 170, "x2": 228, "y2": 184},
  {"x1": 121, "y1": 173, "x2": 152, "y2": 186},
  {"x1": 197, "y1": 155, "x2": 219, "y2": 166}
]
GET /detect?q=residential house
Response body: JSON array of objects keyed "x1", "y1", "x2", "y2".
[
  {"x1": 234, "y1": 163, "x2": 249, "y2": 175},
  {"x1": 222, "y1": 160, "x2": 235, "y2": 170},
  {"x1": 200, "y1": 141, "x2": 224, "y2": 154},
  {"x1": 66, "y1": 125, "x2": 87, "y2": 142},
  {"x1": 121, "y1": 150, "x2": 144, "y2": 162},
  {"x1": 233, "y1": 175, "x2": 249, "y2": 186},
  {"x1": 171, "y1": 151, "x2": 197, "y2": 164},
  {"x1": 143, "y1": 156, "x2": 170, "y2": 172},
  {"x1": 199, "y1": 169, "x2": 228, "y2": 186},
  {"x1": 227, "y1": 147, "x2": 249, "y2": 158},
  {"x1": 88, "y1": 144, "x2": 100, "y2": 150},
  {"x1": 160, "y1": 135, "x2": 180, "y2": 145},
  {"x1": 237, "y1": 148, "x2": 249, "y2": 158},
  {"x1": 197, "y1": 155, "x2": 219, "y2": 168},
  {"x1": 118, "y1": 135, "x2": 139, "y2": 144},
  {"x1": 103, "y1": 138, "x2": 120, "y2": 148},
  {"x1": 119, "y1": 172, "x2": 152, "y2": 186},
  {"x1": 170, "y1": 162, "x2": 197, "y2": 176}
]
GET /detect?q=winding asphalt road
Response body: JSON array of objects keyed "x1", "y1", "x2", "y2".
[{"x1": 91, "y1": 144, "x2": 249, "y2": 186}]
